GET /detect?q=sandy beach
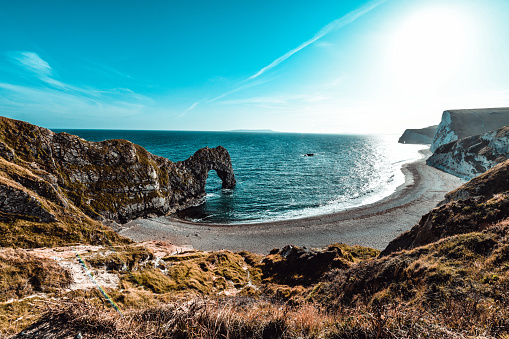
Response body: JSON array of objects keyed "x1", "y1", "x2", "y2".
[{"x1": 119, "y1": 150, "x2": 463, "y2": 254}]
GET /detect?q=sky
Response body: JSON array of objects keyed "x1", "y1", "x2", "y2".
[{"x1": 0, "y1": 0, "x2": 508, "y2": 134}]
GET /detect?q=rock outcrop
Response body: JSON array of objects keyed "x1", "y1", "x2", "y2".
[
  {"x1": 430, "y1": 107, "x2": 509, "y2": 152},
  {"x1": 261, "y1": 244, "x2": 379, "y2": 286},
  {"x1": 441, "y1": 157, "x2": 509, "y2": 204},
  {"x1": 398, "y1": 125, "x2": 437, "y2": 144},
  {"x1": 380, "y1": 158, "x2": 509, "y2": 256},
  {"x1": 427, "y1": 126, "x2": 509, "y2": 179},
  {"x1": 0, "y1": 117, "x2": 236, "y2": 225}
]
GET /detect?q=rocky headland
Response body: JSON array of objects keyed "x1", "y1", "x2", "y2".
[
  {"x1": 381, "y1": 157, "x2": 509, "y2": 256},
  {"x1": 427, "y1": 126, "x2": 509, "y2": 179},
  {"x1": 0, "y1": 117, "x2": 235, "y2": 248},
  {"x1": 0, "y1": 116, "x2": 235, "y2": 247},
  {"x1": 398, "y1": 125, "x2": 437, "y2": 144},
  {"x1": 430, "y1": 107, "x2": 509, "y2": 152}
]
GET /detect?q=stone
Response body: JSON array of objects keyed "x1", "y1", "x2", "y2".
[
  {"x1": 0, "y1": 116, "x2": 236, "y2": 224},
  {"x1": 427, "y1": 126, "x2": 509, "y2": 179},
  {"x1": 0, "y1": 182, "x2": 57, "y2": 223},
  {"x1": 398, "y1": 125, "x2": 437, "y2": 144},
  {"x1": 431, "y1": 108, "x2": 509, "y2": 152}
]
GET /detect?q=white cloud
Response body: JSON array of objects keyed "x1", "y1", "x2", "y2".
[
  {"x1": 11, "y1": 51, "x2": 53, "y2": 77},
  {"x1": 7, "y1": 51, "x2": 68, "y2": 88},
  {"x1": 247, "y1": 0, "x2": 390, "y2": 81},
  {"x1": 207, "y1": 77, "x2": 275, "y2": 103},
  {"x1": 0, "y1": 51, "x2": 153, "y2": 125},
  {"x1": 218, "y1": 94, "x2": 331, "y2": 106},
  {"x1": 205, "y1": 0, "x2": 390, "y2": 106},
  {"x1": 178, "y1": 101, "x2": 200, "y2": 118}
]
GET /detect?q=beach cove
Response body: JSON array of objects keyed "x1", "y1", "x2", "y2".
[{"x1": 119, "y1": 150, "x2": 463, "y2": 253}]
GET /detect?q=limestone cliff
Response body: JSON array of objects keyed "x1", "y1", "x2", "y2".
[
  {"x1": 398, "y1": 125, "x2": 437, "y2": 144},
  {"x1": 380, "y1": 158, "x2": 509, "y2": 256},
  {"x1": 0, "y1": 117, "x2": 236, "y2": 226},
  {"x1": 427, "y1": 126, "x2": 509, "y2": 179},
  {"x1": 430, "y1": 107, "x2": 509, "y2": 152},
  {"x1": 441, "y1": 157, "x2": 509, "y2": 204}
]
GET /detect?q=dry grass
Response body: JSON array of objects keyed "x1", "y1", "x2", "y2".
[
  {"x1": 14, "y1": 296, "x2": 503, "y2": 339},
  {"x1": 312, "y1": 225, "x2": 509, "y2": 338},
  {"x1": 1, "y1": 215, "x2": 509, "y2": 338},
  {"x1": 8, "y1": 237, "x2": 509, "y2": 338},
  {"x1": 3, "y1": 233, "x2": 509, "y2": 338},
  {"x1": 0, "y1": 248, "x2": 72, "y2": 303}
]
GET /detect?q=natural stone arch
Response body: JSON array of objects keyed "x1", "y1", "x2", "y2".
[
  {"x1": 182, "y1": 146, "x2": 236, "y2": 190},
  {"x1": 0, "y1": 116, "x2": 238, "y2": 224}
]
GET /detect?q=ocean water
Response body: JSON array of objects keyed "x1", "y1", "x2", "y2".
[{"x1": 55, "y1": 130, "x2": 425, "y2": 224}]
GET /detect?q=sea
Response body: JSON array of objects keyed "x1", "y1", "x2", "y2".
[{"x1": 54, "y1": 130, "x2": 425, "y2": 224}]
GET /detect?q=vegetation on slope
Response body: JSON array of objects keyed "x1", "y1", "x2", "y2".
[
  {"x1": 12, "y1": 224, "x2": 509, "y2": 338},
  {"x1": 3, "y1": 117, "x2": 509, "y2": 337}
]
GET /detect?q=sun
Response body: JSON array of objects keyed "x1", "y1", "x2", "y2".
[{"x1": 387, "y1": 6, "x2": 475, "y2": 91}]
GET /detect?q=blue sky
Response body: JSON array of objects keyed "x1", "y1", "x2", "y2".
[{"x1": 1, "y1": 0, "x2": 508, "y2": 134}]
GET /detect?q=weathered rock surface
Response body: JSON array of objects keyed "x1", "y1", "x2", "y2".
[
  {"x1": 380, "y1": 158, "x2": 509, "y2": 256},
  {"x1": 262, "y1": 245, "x2": 349, "y2": 286},
  {"x1": 261, "y1": 244, "x2": 379, "y2": 286},
  {"x1": 398, "y1": 125, "x2": 437, "y2": 144},
  {"x1": 441, "y1": 158, "x2": 509, "y2": 204},
  {"x1": 431, "y1": 107, "x2": 509, "y2": 152},
  {"x1": 427, "y1": 126, "x2": 509, "y2": 179},
  {"x1": 0, "y1": 117, "x2": 236, "y2": 224},
  {"x1": 0, "y1": 181, "x2": 57, "y2": 223}
]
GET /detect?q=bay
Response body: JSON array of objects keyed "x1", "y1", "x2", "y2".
[{"x1": 55, "y1": 130, "x2": 424, "y2": 224}]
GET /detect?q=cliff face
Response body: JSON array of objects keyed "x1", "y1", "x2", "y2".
[
  {"x1": 430, "y1": 108, "x2": 509, "y2": 152},
  {"x1": 0, "y1": 117, "x2": 236, "y2": 225},
  {"x1": 398, "y1": 125, "x2": 437, "y2": 144},
  {"x1": 426, "y1": 126, "x2": 509, "y2": 179},
  {"x1": 441, "y1": 157, "x2": 509, "y2": 204},
  {"x1": 380, "y1": 158, "x2": 509, "y2": 256}
]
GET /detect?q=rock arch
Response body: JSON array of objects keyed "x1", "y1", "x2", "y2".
[
  {"x1": 182, "y1": 146, "x2": 236, "y2": 190},
  {"x1": 0, "y1": 117, "x2": 237, "y2": 223}
]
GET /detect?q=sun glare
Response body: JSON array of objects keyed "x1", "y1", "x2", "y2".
[{"x1": 387, "y1": 6, "x2": 474, "y2": 91}]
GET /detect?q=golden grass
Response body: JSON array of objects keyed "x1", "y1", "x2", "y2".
[
  {"x1": 3, "y1": 232, "x2": 509, "y2": 337},
  {"x1": 0, "y1": 248, "x2": 72, "y2": 303},
  {"x1": 14, "y1": 295, "x2": 503, "y2": 338}
]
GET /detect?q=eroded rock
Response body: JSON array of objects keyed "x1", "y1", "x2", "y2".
[
  {"x1": 398, "y1": 125, "x2": 437, "y2": 145},
  {"x1": 0, "y1": 116, "x2": 236, "y2": 224},
  {"x1": 431, "y1": 108, "x2": 509, "y2": 152},
  {"x1": 427, "y1": 126, "x2": 509, "y2": 179}
]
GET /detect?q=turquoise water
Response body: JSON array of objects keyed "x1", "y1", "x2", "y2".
[{"x1": 55, "y1": 130, "x2": 424, "y2": 223}]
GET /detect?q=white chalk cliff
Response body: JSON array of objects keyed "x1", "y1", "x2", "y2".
[
  {"x1": 427, "y1": 126, "x2": 509, "y2": 179},
  {"x1": 431, "y1": 108, "x2": 509, "y2": 152},
  {"x1": 398, "y1": 125, "x2": 437, "y2": 145}
]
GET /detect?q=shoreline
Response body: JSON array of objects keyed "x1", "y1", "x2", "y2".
[{"x1": 119, "y1": 150, "x2": 464, "y2": 254}]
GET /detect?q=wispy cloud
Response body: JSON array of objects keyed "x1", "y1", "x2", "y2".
[
  {"x1": 7, "y1": 51, "x2": 64, "y2": 88},
  {"x1": 78, "y1": 56, "x2": 133, "y2": 80},
  {"x1": 247, "y1": 0, "x2": 389, "y2": 81},
  {"x1": 11, "y1": 51, "x2": 52, "y2": 77},
  {"x1": 218, "y1": 94, "x2": 331, "y2": 106},
  {"x1": 1, "y1": 51, "x2": 153, "y2": 124},
  {"x1": 8, "y1": 51, "x2": 66, "y2": 88},
  {"x1": 207, "y1": 77, "x2": 275, "y2": 103},
  {"x1": 203, "y1": 0, "x2": 389, "y2": 108},
  {"x1": 178, "y1": 101, "x2": 200, "y2": 118}
]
